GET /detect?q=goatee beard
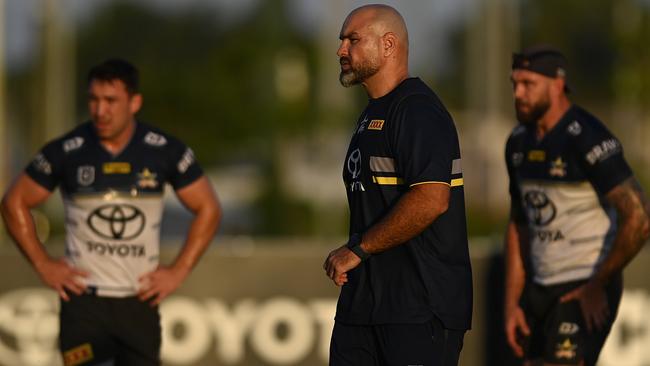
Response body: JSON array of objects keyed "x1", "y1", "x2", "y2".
[
  {"x1": 339, "y1": 60, "x2": 380, "y2": 87},
  {"x1": 515, "y1": 100, "x2": 550, "y2": 125}
]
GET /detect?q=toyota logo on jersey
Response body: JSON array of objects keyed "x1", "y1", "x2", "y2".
[
  {"x1": 347, "y1": 149, "x2": 362, "y2": 179},
  {"x1": 87, "y1": 204, "x2": 146, "y2": 240},
  {"x1": 524, "y1": 190, "x2": 557, "y2": 226}
]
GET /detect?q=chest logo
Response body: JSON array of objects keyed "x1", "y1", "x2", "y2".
[
  {"x1": 347, "y1": 149, "x2": 362, "y2": 179},
  {"x1": 549, "y1": 157, "x2": 567, "y2": 177},
  {"x1": 87, "y1": 204, "x2": 146, "y2": 240},
  {"x1": 346, "y1": 148, "x2": 365, "y2": 192},
  {"x1": 77, "y1": 166, "x2": 95, "y2": 186},
  {"x1": 103, "y1": 162, "x2": 131, "y2": 174},
  {"x1": 137, "y1": 168, "x2": 159, "y2": 189},
  {"x1": 524, "y1": 190, "x2": 556, "y2": 226},
  {"x1": 368, "y1": 119, "x2": 385, "y2": 130},
  {"x1": 527, "y1": 150, "x2": 546, "y2": 162}
]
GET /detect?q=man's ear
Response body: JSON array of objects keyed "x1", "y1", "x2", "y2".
[
  {"x1": 382, "y1": 32, "x2": 397, "y2": 57},
  {"x1": 130, "y1": 93, "x2": 143, "y2": 114}
]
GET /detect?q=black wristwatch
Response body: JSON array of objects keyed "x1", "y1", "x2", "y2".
[{"x1": 346, "y1": 233, "x2": 370, "y2": 261}]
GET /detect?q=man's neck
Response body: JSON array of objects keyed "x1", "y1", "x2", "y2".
[
  {"x1": 536, "y1": 97, "x2": 571, "y2": 139},
  {"x1": 101, "y1": 120, "x2": 136, "y2": 155},
  {"x1": 362, "y1": 66, "x2": 410, "y2": 99}
]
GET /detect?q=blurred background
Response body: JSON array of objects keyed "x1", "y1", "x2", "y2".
[{"x1": 0, "y1": 0, "x2": 649, "y2": 365}]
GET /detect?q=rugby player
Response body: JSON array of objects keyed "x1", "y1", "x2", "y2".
[
  {"x1": 1, "y1": 59, "x2": 222, "y2": 365},
  {"x1": 504, "y1": 46, "x2": 650, "y2": 366}
]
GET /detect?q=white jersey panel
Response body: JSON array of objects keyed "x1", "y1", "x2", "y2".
[
  {"x1": 520, "y1": 180, "x2": 616, "y2": 285},
  {"x1": 63, "y1": 191, "x2": 164, "y2": 297}
]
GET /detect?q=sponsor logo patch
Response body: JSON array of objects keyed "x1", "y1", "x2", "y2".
[
  {"x1": 63, "y1": 137, "x2": 84, "y2": 153},
  {"x1": 368, "y1": 119, "x2": 385, "y2": 130},
  {"x1": 559, "y1": 322, "x2": 580, "y2": 335},
  {"x1": 103, "y1": 162, "x2": 131, "y2": 174},
  {"x1": 585, "y1": 139, "x2": 621, "y2": 165},
  {"x1": 567, "y1": 121, "x2": 582, "y2": 136},
  {"x1": 63, "y1": 343, "x2": 94, "y2": 366},
  {"x1": 144, "y1": 131, "x2": 167, "y2": 146},
  {"x1": 87, "y1": 204, "x2": 146, "y2": 240},
  {"x1": 524, "y1": 190, "x2": 556, "y2": 226},
  {"x1": 177, "y1": 148, "x2": 195, "y2": 174},
  {"x1": 347, "y1": 148, "x2": 365, "y2": 192},
  {"x1": 32, "y1": 153, "x2": 52, "y2": 175},
  {"x1": 528, "y1": 150, "x2": 546, "y2": 162}
]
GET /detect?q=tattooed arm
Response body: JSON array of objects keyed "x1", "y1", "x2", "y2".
[
  {"x1": 594, "y1": 177, "x2": 650, "y2": 284},
  {"x1": 561, "y1": 176, "x2": 650, "y2": 331}
]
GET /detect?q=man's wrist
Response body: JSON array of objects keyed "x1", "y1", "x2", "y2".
[{"x1": 347, "y1": 233, "x2": 370, "y2": 261}]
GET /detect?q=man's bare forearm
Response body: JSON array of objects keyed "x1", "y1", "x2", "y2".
[
  {"x1": 594, "y1": 177, "x2": 650, "y2": 285},
  {"x1": 360, "y1": 183, "x2": 449, "y2": 254},
  {"x1": 504, "y1": 220, "x2": 527, "y2": 311}
]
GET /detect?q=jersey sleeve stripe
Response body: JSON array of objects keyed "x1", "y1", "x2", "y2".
[
  {"x1": 409, "y1": 178, "x2": 464, "y2": 188},
  {"x1": 372, "y1": 176, "x2": 404, "y2": 185}
]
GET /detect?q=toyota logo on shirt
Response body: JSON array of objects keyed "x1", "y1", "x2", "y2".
[
  {"x1": 524, "y1": 190, "x2": 556, "y2": 226},
  {"x1": 87, "y1": 204, "x2": 146, "y2": 240},
  {"x1": 347, "y1": 148, "x2": 362, "y2": 179}
]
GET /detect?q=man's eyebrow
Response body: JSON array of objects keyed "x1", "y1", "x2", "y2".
[{"x1": 339, "y1": 31, "x2": 360, "y2": 40}]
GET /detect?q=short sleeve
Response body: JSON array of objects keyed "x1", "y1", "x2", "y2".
[
  {"x1": 391, "y1": 95, "x2": 459, "y2": 186},
  {"x1": 573, "y1": 122, "x2": 632, "y2": 195},
  {"x1": 24, "y1": 140, "x2": 64, "y2": 191},
  {"x1": 166, "y1": 137, "x2": 204, "y2": 190},
  {"x1": 505, "y1": 134, "x2": 526, "y2": 223}
]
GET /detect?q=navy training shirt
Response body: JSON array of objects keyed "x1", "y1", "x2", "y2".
[{"x1": 336, "y1": 78, "x2": 473, "y2": 330}]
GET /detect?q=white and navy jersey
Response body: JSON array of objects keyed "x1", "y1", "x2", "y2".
[
  {"x1": 25, "y1": 121, "x2": 203, "y2": 297},
  {"x1": 337, "y1": 78, "x2": 472, "y2": 330},
  {"x1": 505, "y1": 105, "x2": 632, "y2": 285}
]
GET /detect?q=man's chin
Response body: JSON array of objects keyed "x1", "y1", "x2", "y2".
[{"x1": 339, "y1": 72, "x2": 359, "y2": 88}]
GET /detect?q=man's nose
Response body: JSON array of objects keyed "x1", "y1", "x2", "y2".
[{"x1": 337, "y1": 41, "x2": 348, "y2": 58}]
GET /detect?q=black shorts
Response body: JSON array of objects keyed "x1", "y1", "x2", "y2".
[
  {"x1": 521, "y1": 275, "x2": 622, "y2": 366},
  {"x1": 59, "y1": 293, "x2": 161, "y2": 366},
  {"x1": 329, "y1": 317, "x2": 465, "y2": 366}
]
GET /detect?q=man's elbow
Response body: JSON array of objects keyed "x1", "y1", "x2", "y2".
[{"x1": 425, "y1": 201, "x2": 448, "y2": 223}]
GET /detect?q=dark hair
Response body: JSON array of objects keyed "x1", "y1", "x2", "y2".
[{"x1": 87, "y1": 59, "x2": 139, "y2": 94}]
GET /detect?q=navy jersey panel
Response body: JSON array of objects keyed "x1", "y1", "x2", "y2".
[
  {"x1": 505, "y1": 105, "x2": 632, "y2": 285},
  {"x1": 568, "y1": 107, "x2": 632, "y2": 195},
  {"x1": 337, "y1": 78, "x2": 472, "y2": 330},
  {"x1": 25, "y1": 121, "x2": 203, "y2": 195}
]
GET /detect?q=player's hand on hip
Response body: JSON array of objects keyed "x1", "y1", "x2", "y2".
[
  {"x1": 504, "y1": 305, "x2": 530, "y2": 358},
  {"x1": 34, "y1": 257, "x2": 88, "y2": 301},
  {"x1": 560, "y1": 280, "x2": 609, "y2": 333},
  {"x1": 138, "y1": 265, "x2": 190, "y2": 306},
  {"x1": 323, "y1": 245, "x2": 360, "y2": 286}
]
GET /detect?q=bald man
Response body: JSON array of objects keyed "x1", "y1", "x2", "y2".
[{"x1": 323, "y1": 5, "x2": 472, "y2": 365}]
